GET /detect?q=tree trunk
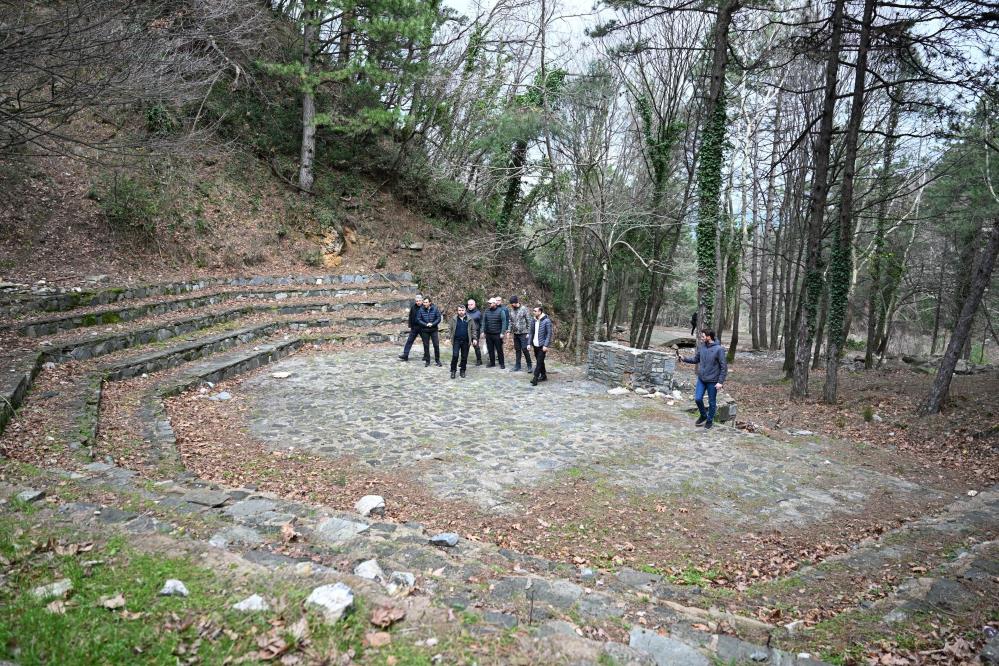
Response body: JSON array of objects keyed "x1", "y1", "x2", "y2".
[
  {"x1": 695, "y1": 0, "x2": 739, "y2": 333},
  {"x1": 298, "y1": 3, "x2": 317, "y2": 193},
  {"x1": 930, "y1": 255, "x2": 945, "y2": 355},
  {"x1": 921, "y1": 218, "x2": 999, "y2": 414},
  {"x1": 790, "y1": 0, "x2": 845, "y2": 400},
  {"x1": 594, "y1": 260, "x2": 610, "y2": 342},
  {"x1": 823, "y1": 0, "x2": 875, "y2": 403}
]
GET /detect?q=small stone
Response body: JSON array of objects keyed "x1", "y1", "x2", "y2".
[
  {"x1": 386, "y1": 571, "x2": 416, "y2": 597},
  {"x1": 271, "y1": 372, "x2": 292, "y2": 379},
  {"x1": 968, "y1": 490, "x2": 979, "y2": 497},
  {"x1": 750, "y1": 650, "x2": 769, "y2": 662},
  {"x1": 16, "y1": 489, "x2": 45, "y2": 504},
  {"x1": 159, "y1": 579, "x2": 189, "y2": 597},
  {"x1": 353, "y1": 559, "x2": 385, "y2": 582},
  {"x1": 42, "y1": 362, "x2": 56, "y2": 370},
  {"x1": 429, "y1": 532, "x2": 459, "y2": 547},
  {"x1": 634, "y1": 387, "x2": 649, "y2": 395},
  {"x1": 233, "y1": 594, "x2": 270, "y2": 612},
  {"x1": 32, "y1": 578, "x2": 73, "y2": 600},
  {"x1": 208, "y1": 391, "x2": 232, "y2": 401},
  {"x1": 355, "y1": 495, "x2": 385, "y2": 517},
  {"x1": 305, "y1": 582, "x2": 354, "y2": 623},
  {"x1": 607, "y1": 387, "x2": 630, "y2": 395},
  {"x1": 274, "y1": 292, "x2": 289, "y2": 300}
]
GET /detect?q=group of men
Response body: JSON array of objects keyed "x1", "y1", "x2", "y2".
[{"x1": 398, "y1": 295, "x2": 554, "y2": 387}]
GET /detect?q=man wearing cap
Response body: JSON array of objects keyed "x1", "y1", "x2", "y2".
[
  {"x1": 398, "y1": 294, "x2": 424, "y2": 361},
  {"x1": 480, "y1": 297, "x2": 508, "y2": 369},
  {"x1": 466, "y1": 298, "x2": 484, "y2": 366},
  {"x1": 507, "y1": 295, "x2": 533, "y2": 372}
]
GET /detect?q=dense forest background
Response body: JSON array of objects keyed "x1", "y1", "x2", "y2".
[{"x1": 1, "y1": 0, "x2": 997, "y2": 411}]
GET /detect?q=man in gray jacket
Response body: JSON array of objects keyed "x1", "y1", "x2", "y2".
[
  {"x1": 507, "y1": 295, "x2": 533, "y2": 372},
  {"x1": 679, "y1": 329, "x2": 727, "y2": 430}
]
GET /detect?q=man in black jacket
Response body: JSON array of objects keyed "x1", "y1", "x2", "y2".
[
  {"x1": 398, "y1": 294, "x2": 424, "y2": 361},
  {"x1": 480, "y1": 297, "x2": 508, "y2": 369},
  {"x1": 448, "y1": 305, "x2": 478, "y2": 378}
]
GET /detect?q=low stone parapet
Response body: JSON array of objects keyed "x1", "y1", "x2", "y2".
[{"x1": 587, "y1": 341, "x2": 681, "y2": 391}]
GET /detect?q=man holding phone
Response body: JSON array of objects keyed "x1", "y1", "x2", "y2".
[{"x1": 678, "y1": 329, "x2": 727, "y2": 430}]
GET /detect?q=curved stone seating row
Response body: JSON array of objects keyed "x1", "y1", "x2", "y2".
[
  {"x1": 11, "y1": 283, "x2": 415, "y2": 337},
  {"x1": 0, "y1": 271, "x2": 413, "y2": 317}
]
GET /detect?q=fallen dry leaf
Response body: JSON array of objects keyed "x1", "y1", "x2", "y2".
[
  {"x1": 365, "y1": 631, "x2": 392, "y2": 648},
  {"x1": 100, "y1": 593, "x2": 126, "y2": 610},
  {"x1": 370, "y1": 605, "x2": 406, "y2": 628},
  {"x1": 46, "y1": 600, "x2": 68, "y2": 614}
]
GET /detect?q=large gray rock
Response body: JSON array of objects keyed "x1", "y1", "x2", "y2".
[
  {"x1": 313, "y1": 517, "x2": 369, "y2": 544},
  {"x1": 233, "y1": 594, "x2": 270, "y2": 612},
  {"x1": 981, "y1": 634, "x2": 999, "y2": 665},
  {"x1": 16, "y1": 489, "x2": 45, "y2": 504},
  {"x1": 208, "y1": 525, "x2": 265, "y2": 549},
  {"x1": 224, "y1": 498, "x2": 277, "y2": 519},
  {"x1": 429, "y1": 532, "x2": 459, "y2": 547},
  {"x1": 353, "y1": 559, "x2": 385, "y2": 582},
  {"x1": 628, "y1": 627, "x2": 709, "y2": 666},
  {"x1": 305, "y1": 582, "x2": 354, "y2": 623},
  {"x1": 181, "y1": 488, "x2": 229, "y2": 508}
]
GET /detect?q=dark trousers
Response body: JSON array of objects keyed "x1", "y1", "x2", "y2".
[
  {"x1": 532, "y1": 346, "x2": 547, "y2": 379},
  {"x1": 420, "y1": 330, "x2": 440, "y2": 362},
  {"x1": 472, "y1": 340, "x2": 482, "y2": 364},
  {"x1": 694, "y1": 377, "x2": 717, "y2": 423},
  {"x1": 485, "y1": 333, "x2": 504, "y2": 367},
  {"x1": 402, "y1": 328, "x2": 419, "y2": 358},
  {"x1": 450, "y1": 338, "x2": 470, "y2": 372},
  {"x1": 513, "y1": 333, "x2": 532, "y2": 368}
]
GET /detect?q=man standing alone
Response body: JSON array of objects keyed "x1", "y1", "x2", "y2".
[
  {"x1": 529, "y1": 305, "x2": 552, "y2": 386},
  {"x1": 507, "y1": 295, "x2": 533, "y2": 373},
  {"x1": 466, "y1": 298, "x2": 483, "y2": 366},
  {"x1": 480, "y1": 297, "x2": 508, "y2": 369},
  {"x1": 678, "y1": 329, "x2": 727, "y2": 430},
  {"x1": 398, "y1": 294, "x2": 424, "y2": 361}
]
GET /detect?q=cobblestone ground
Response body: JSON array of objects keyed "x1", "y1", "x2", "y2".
[{"x1": 241, "y1": 346, "x2": 947, "y2": 528}]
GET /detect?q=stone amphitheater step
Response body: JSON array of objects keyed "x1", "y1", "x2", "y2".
[
  {"x1": 1, "y1": 456, "x2": 826, "y2": 666},
  {"x1": 0, "y1": 271, "x2": 415, "y2": 317},
  {"x1": 8, "y1": 282, "x2": 416, "y2": 337},
  {"x1": 41, "y1": 299, "x2": 411, "y2": 364}
]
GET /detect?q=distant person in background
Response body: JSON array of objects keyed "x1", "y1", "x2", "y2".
[
  {"x1": 466, "y1": 298, "x2": 483, "y2": 366},
  {"x1": 416, "y1": 296, "x2": 442, "y2": 367},
  {"x1": 529, "y1": 305, "x2": 553, "y2": 387},
  {"x1": 448, "y1": 304, "x2": 478, "y2": 378},
  {"x1": 678, "y1": 328, "x2": 727, "y2": 431},
  {"x1": 507, "y1": 295, "x2": 533, "y2": 372},
  {"x1": 690, "y1": 311, "x2": 698, "y2": 336},
  {"x1": 481, "y1": 297, "x2": 508, "y2": 368},
  {"x1": 398, "y1": 294, "x2": 424, "y2": 361}
]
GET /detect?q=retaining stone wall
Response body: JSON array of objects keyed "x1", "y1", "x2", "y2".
[{"x1": 587, "y1": 341, "x2": 680, "y2": 391}]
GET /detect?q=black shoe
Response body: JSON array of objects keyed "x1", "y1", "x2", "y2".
[
  {"x1": 695, "y1": 417, "x2": 707, "y2": 427},
  {"x1": 704, "y1": 421, "x2": 714, "y2": 430},
  {"x1": 540, "y1": 375, "x2": 547, "y2": 382},
  {"x1": 476, "y1": 360, "x2": 482, "y2": 366},
  {"x1": 398, "y1": 355, "x2": 408, "y2": 361},
  {"x1": 436, "y1": 361, "x2": 442, "y2": 367},
  {"x1": 499, "y1": 365, "x2": 505, "y2": 370},
  {"x1": 530, "y1": 378, "x2": 538, "y2": 386},
  {"x1": 450, "y1": 371, "x2": 456, "y2": 379},
  {"x1": 487, "y1": 363, "x2": 495, "y2": 368},
  {"x1": 424, "y1": 360, "x2": 430, "y2": 367},
  {"x1": 459, "y1": 369, "x2": 466, "y2": 378},
  {"x1": 511, "y1": 365, "x2": 521, "y2": 372},
  {"x1": 527, "y1": 365, "x2": 533, "y2": 372}
]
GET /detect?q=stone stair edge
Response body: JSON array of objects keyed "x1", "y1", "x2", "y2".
[
  {"x1": 9, "y1": 283, "x2": 418, "y2": 337},
  {"x1": 0, "y1": 271, "x2": 416, "y2": 317}
]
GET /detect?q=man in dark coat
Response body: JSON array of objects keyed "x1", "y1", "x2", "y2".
[
  {"x1": 678, "y1": 329, "x2": 728, "y2": 430},
  {"x1": 466, "y1": 298, "x2": 484, "y2": 366},
  {"x1": 398, "y1": 294, "x2": 424, "y2": 361},
  {"x1": 507, "y1": 295, "x2": 533, "y2": 372},
  {"x1": 448, "y1": 305, "x2": 478, "y2": 378},
  {"x1": 480, "y1": 297, "x2": 508, "y2": 369},
  {"x1": 416, "y1": 296, "x2": 443, "y2": 367},
  {"x1": 529, "y1": 305, "x2": 553, "y2": 386}
]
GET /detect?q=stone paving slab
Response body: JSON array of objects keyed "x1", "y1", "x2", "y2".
[{"x1": 239, "y1": 348, "x2": 948, "y2": 528}]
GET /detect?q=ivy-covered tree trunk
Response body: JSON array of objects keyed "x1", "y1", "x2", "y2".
[
  {"x1": 496, "y1": 138, "x2": 528, "y2": 250},
  {"x1": 695, "y1": 0, "x2": 739, "y2": 333},
  {"x1": 921, "y1": 218, "x2": 999, "y2": 414},
  {"x1": 298, "y1": 1, "x2": 318, "y2": 193},
  {"x1": 822, "y1": 0, "x2": 875, "y2": 403},
  {"x1": 790, "y1": 0, "x2": 845, "y2": 401}
]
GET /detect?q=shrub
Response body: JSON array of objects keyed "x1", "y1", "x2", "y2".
[
  {"x1": 862, "y1": 404, "x2": 874, "y2": 422},
  {"x1": 96, "y1": 174, "x2": 160, "y2": 239}
]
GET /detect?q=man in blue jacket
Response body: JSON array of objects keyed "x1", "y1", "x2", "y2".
[
  {"x1": 529, "y1": 305, "x2": 553, "y2": 387},
  {"x1": 416, "y1": 296, "x2": 443, "y2": 367},
  {"x1": 679, "y1": 329, "x2": 727, "y2": 430}
]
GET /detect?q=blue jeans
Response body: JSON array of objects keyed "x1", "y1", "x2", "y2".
[{"x1": 695, "y1": 377, "x2": 717, "y2": 423}]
